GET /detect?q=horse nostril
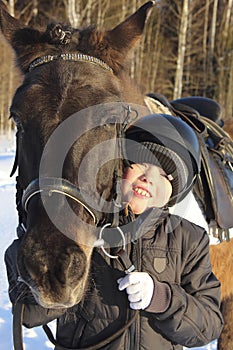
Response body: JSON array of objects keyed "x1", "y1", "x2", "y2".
[
  {"x1": 56, "y1": 245, "x2": 86, "y2": 286},
  {"x1": 67, "y1": 246, "x2": 87, "y2": 281}
]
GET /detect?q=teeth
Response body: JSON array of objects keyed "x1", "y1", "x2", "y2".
[{"x1": 134, "y1": 187, "x2": 150, "y2": 197}]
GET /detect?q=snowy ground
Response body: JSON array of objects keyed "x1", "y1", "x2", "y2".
[
  {"x1": 0, "y1": 134, "x2": 55, "y2": 349},
  {"x1": 0, "y1": 133, "x2": 217, "y2": 349}
]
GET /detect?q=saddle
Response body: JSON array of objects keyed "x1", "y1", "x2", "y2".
[{"x1": 145, "y1": 93, "x2": 233, "y2": 241}]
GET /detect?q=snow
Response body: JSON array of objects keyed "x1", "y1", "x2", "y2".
[
  {"x1": 0, "y1": 133, "x2": 55, "y2": 349},
  {"x1": 0, "y1": 133, "x2": 217, "y2": 349}
]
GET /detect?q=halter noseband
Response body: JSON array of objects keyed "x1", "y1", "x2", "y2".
[
  {"x1": 28, "y1": 53, "x2": 113, "y2": 73},
  {"x1": 22, "y1": 177, "x2": 102, "y2": 225}
]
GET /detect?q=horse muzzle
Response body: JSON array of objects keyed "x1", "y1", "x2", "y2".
[{"x1": 16, "y1": 233, "x2": 90, "y2": 308}]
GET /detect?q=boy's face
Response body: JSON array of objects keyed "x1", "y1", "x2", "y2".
[{"x1": 122, "y1": 163, "x2": 172, "y2": 214}]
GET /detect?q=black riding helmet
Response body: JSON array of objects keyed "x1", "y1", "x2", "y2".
[{"x1": 124, "y1": 114, "x2": 201, "y2": 206}]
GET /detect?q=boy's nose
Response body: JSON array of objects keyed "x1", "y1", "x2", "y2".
[{"x1": 139, "y1": 173, "x2": 153, "y2": 184}]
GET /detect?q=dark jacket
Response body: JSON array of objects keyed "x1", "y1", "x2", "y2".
[{"x1": 5, "y1": 209, "x2": 223, "y2": 350}]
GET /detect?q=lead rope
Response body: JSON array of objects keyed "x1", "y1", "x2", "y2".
[
  {"x1": 42, "y1": 311, "x2": 139, "y2": 350},
  {"x1": 13, "y1": 303, "x2": 25, "y2": 350}
]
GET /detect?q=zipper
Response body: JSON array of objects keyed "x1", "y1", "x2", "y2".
[{"x1": 129, "y1": 238, "x2": 142, "y2": 350}]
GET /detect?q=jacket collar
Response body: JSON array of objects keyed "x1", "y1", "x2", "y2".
[{"x1": 119, "y1": 206, "x2": 169, "y2": 242}]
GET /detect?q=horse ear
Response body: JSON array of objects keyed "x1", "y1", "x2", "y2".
[
  {"x1": 0, "y1": 4, "x2": 39, "y2": 53},
  {"x1": 0, "y1": 4, "x2": 45, "y2": 72},
  {"x1": 0, "y1": 3, "x2": 23, "y2": 43},
  {"x1": 107, "y1": 1, "x2": 155, "y2": 55}
]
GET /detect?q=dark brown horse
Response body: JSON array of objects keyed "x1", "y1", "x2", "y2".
[{"x1": 0, "y1": 1, "x2": 157, "y2": 311}]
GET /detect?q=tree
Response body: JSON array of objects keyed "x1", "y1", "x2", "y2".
[{"x1": 173, "y1": 0, "x2": 189, "y2": 99}]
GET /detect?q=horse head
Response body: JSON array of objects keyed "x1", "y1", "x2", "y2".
[{"x1": 0, "y1": 1, "x2": 154, "y2": 308}]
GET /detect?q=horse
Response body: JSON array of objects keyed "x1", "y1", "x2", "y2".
[{"x1": 0, "y1": 0, "x2": 158, "y2": 335}]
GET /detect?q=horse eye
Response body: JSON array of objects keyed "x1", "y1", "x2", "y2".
[{"x1": 10, "y1": 113, "x2": 24, "y2": 132}]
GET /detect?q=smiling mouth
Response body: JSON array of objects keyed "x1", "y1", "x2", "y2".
[{"x1": 133, "y1": 186, "x2": 152, "y2": 198}]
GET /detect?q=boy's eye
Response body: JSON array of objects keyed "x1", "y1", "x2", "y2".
[
  {"x1": 160, "y1": 173, "x2": 169, "y2": 180},
  {"x1": 140, "y1": 163, "x2": 149, "y2": 170},
  {"x1": 142, "y1": 163, "x2": 149, "y2": 167},
  {"x1": 135, "y1": 164, "x2": 147, "y2": 171}
]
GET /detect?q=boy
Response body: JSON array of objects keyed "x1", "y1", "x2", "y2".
[{"x1": 116, "y1": 113, "x2": 223, "y2": 347}]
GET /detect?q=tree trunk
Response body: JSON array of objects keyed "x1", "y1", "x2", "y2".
[
  {"x1": 86, "y1": 0, "x2": 93, "y2": 25},
  {"x1": 130, "y1": 0, "x2": 137, "y2": 79},
  {"x1": 203, "y1": 0, "x2": 210, "y2": 90},
  {"x1": 224, "y1": 0, "x2": 233, "y2": 39},
  {"x1": 217, "y1": 0, "x2": 232, "y2": 109},
  {"x1": 147, "y1": 7, "x2": 161, "y2": 92},
  {"x1": 209, "y1": 0, "x2": 218, "y2": 75},
  {"x1": 184, "y1": 0, "x2": 192, "y2": 94},
  {"x1": 32, "y1": 0, "x2": 38, "y2": 19},
  {"x1": 224, "y1": 0, "x2": 233, "y2": 117},
  {"x1": 173, "y1": 0, "x2": 189, "y2": 99},
  {"x1": 225, "y1": 52, "x2": 233, "y2": 118},
  {"x1": 67, "y1": 0, "x2": 80, "y2": 27}
]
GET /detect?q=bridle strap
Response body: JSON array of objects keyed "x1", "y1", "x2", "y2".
[
  {"x1": 22, "y1": 177, "x2": 103, "y2": 225},
  {"x1": 28, "y1": 53, "x2": 113, "y2": 73}
]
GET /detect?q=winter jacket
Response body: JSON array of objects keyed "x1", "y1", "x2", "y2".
[{"x1": 5, "y1": 208, "x2": 223, "y2": 350}]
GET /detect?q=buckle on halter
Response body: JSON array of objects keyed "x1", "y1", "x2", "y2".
[{"x1": 94, "y1": 223, "x2": 135, "y2": 273}]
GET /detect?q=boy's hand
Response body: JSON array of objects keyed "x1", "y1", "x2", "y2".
[{"x1": 117, "y1": 272, "x2": 154, "y2": 310}]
